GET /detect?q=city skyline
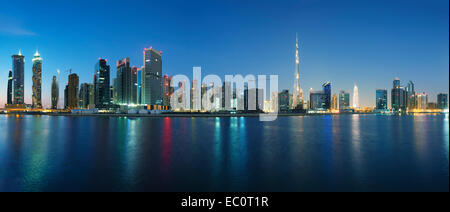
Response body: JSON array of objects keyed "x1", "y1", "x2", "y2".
[{"x1": 0, "y1": 0, "x2": 449, "y2": 108}]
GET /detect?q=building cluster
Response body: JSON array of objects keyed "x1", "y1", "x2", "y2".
[
  {"x1": 3, "y1": 38, "x2": 449, "y2": 114},
  {"x1": 5, "y1": 47, "x2": 170, "y2": 112}
]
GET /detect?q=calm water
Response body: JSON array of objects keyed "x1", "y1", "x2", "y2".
[{"x1": 0, "y1": 114, "x2": 448, "y2": 192}]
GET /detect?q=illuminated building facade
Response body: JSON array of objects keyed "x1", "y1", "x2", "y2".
[
  {"x1": 94, "y1": 59, "x2": 111, "y2": 108},
  {"x1": 12, "y1": 51, "x2": 25, "y2": 105},
  {"x1": 67, "y1": 73, "x2": 79, "y2": 110},
  {"x1": 352, "y1": 84, "x2": 359, "y2": 109},
  {"x1": 7, "y1": 70, "x2": 13, "y2": 105},
  {"x1": 437, "y1": 93, "x2": 448, "y2": 109},
  {"x1": 339, "y1": 90, "x2": 350, "y2": 110},
  {"x1": 142, "y1": 47, "x2": 162, "y2": 105},
  {"x1": 163, "y1": 75, "x2": 173, "y2": 107},
  {"x1": 292, "y1": 34, "x2": 303, "y2": 109},
  {"x1": 116, "y1": 58, "x2": 137, "y2": 105},
  {"x1": 32, "y1": 50, "x2": 42, "y2": 109},
  {"x1": 376, "y1": 89, "x2": 388, "y2": 110},
  {"x1": 391, "y1": 77, "x2": 407, "y2": 112},
  {"x1": 278, "y1": 89, "x2": 290, "y2": 112}
]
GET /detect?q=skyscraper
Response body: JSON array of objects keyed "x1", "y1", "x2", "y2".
[
  {"x1": 67, "y1": 73, "x2": 79, "y2": 110},
  {"x1": 375, "y1": 89, "x2": 388, "y2": 110},
  {"x1": 352, "y1": 84, "x2": 359, "y2": 109},
  {"x1": 331, "y1": 93, "x2": 338, "y2": 110},
  {"x1": 7, "y1": 70, "x2": 13, "y2": 105},
  {"x1": 137, "y1": 67, "x2": 143, "y2": 104},
  {"x1": 391, "y1": 77, "x2": 407, "y2": 112},
  {"x1": 12, "y1": 51, "x2": 25, "y2": 105},
  {"x1": 94, "y1": 59, "x2": 111, "y2": 108},
  {"x1": 338, "y1": 90, "x2": 350, "y2": 110},
  {"x1": 415, "y1": 92, "x2": 428, "y2": 110},
  {"x1": 309, "y1": 82, "x2": 331, "y2": 110},
  {"x1": 278, "y1": 89, "x2": 290, "y2": 112},
  {"x1": 79, "y1": 83, "x2": 94, "y2": 109},
  {"x1": 406, "y1": 81, "x2": 416, "y2": 109},
  {"x1": 51, "y1": 75, "x2": 59, "y2": 109},
  {"x1": 32, "y1": 50, "x2": 43, "y2": 109},
  {"x1": 116, "y1": 58, "x2": 136, "y2": 105},
  {"x1": 437, "y1": 93, "x2": 448, "y2": 110},
  {"x1": 163, "y1": 75, "x2": 173, "y2": 107},
  {"x1": 323, "y1": 82, "x2": 331, "y2": 110},
  {"x1": 142, "y1": 47, "x2": 162, "y2": 105},
  {"x1": 292, "y1": 34, "x2": 303, "y2": 110}
]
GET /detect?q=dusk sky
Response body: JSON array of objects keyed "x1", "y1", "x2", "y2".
[{"x1": 0, "y1": 0, "x2": 448, "y2": 108}]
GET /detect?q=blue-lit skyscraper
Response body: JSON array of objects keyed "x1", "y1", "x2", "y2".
[
  {"x1": 391, "y1": 77, "x2": 407, "y2": 112},
  {"x1": 338, "y1": 90, "x2": 350, "y2": 110},
  {"x1": 12, "y1": 51, "x2": 25, "y2": 105},
  {"x1": 437, "y1": 93, "x2": 448, "y2": 110},
  {"x1": 376, "y1": 89, "x2": 388, "y2": 110},
  {"x1": 94, "y1": 59, "x2": 111, "y2": 108},
  {"x1": 323, "y1": 82, "x2": 331, "y2": 110}
]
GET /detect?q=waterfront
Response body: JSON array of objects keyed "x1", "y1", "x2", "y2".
[{"x1": 0, "y1": 114, "x2": 448, "y2": 192}]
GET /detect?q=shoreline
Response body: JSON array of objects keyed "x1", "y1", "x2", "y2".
[{"x1": 0, "y1": 111, "x2": 446, "y2": 118}]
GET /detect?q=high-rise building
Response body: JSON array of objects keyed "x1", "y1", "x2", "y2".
[
  {"x1": 7, "y1": 70, "x2": 13, "y2": 105},
  {"x1": 51, "y1": 75, "x2": 59, "y2": 109},
  {"x1": 375, "y1": 89, "x2": 388, "y2": 110},
  {"x1": 94, "y1": 59, "x2": 111, "y2": 108},
  {"x1": 331, "y1": 94, "x2": 338, "y2": 110},
  {"x1": 437, "y1": 93, "x2": 448, "y2": 110},
  {"x1": 32, "y1": 50, "x2": 43, "y2": 109},
  {"x1": 415, "y1": 92, "x2": 428, "y2": 110},
  {"x1": 338, "y1": 90, "x2": 350, "y2": 110},
  {"x1": 323, "y1": 82, "x2": 331, "y2": 110},
  {"x1": 79, "y1": 83, "x2": 94, "y2": 109},
  {"x1": 391, "y1": 77, "x2": 407, "y2": 112},
  {"x1": 352, "y1": 84, "x2": 359, "y2": 109},
  {"x1": 163, "y1": 75, "x2": 173, "y2": 107},
  {"x1": 278, "y1": 89, "x2": 290, "y2": 112},
  {"x1": 67, "y1": 73, "x2": 79, "y2": 110},
  {"x1": 406, "y1": 81, "x2": 416, "y2": 109},
  {"x1": 64, "y1": 85, "x2": 68, "y2": 109},
  {"x1": 137, "y1": 67, "x2": 143, "y2": 104},
  {"x1": 142, "y1": 47, "x2": 162, "y2": 105},
  {"x1": 12, "y1": 51, "x2": 25, "y2": 105},
  {"x1": 292, "y1": 34, "x2": 303, "y2": 109},
  {"x1": 116, "y1": 58, "x2": 137, "y2": 105},
  {"x1": 309, "y1": 82, "x2": 331, "y2": 110}
]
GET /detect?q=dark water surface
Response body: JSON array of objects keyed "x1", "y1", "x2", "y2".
[{"x1": 0, "y1": 114, "x2": 448, "y2": 192}]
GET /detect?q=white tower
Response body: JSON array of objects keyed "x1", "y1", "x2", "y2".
[
  {"x1": 353, "y1": 84, "x2": 359, "y2": 109},
  {"x1": 292, "y1": 33, "x2": 303, "y2": 109}
]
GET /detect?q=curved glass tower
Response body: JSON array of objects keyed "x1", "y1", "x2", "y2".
[{"x1": 32, "y1": 50, "x2": 43, "y2": 109}]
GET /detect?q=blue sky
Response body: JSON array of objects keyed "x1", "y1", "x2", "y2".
[{"x1": 0, "y1": 0, "x2": 448, "y2": 108}]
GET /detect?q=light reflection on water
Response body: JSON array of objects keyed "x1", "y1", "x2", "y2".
[{"x1": 0, "y1": 114, "x2": 448, "y2": 192}]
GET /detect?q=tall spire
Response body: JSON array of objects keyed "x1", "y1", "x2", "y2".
[{"x1": 18, "y1": 49, "x2": 22, "y2": 56}]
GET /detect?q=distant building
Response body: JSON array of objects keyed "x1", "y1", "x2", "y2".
[
  {"x1": 376, "y1": 89, "x2": 388, "y2": 110},
  {"x1": 278, "y1": 90, "x2": 290, "y2": 112},
  {"x1": 12, "y1": 51, "x2": 25, "y2": 105},
  {"x1": 309, "y1": 82, "x2": 331, "y2": 110},
  {"x1": 338, "y1": 90, "x2": 350, "y2": 110},
  {"x1": 64, "y1": 85, "x2": 68, "y2": 109},
  {"x1": 137, "y1": 67, "x2": 143, "y2": 104},
  {"x1": 406, "y1": 81, "x2": 416, "y2": 109},
  {"x1": 391, "y1": 77, "x2": 407, "y2": 112},
  {"x1": 32, "y1": 50, "x2": 43, "y2": 109},
  {"x1": 67, "y1": 73, "x2": 79, "y2": 110},
  {"x1": 51, "y1": 76, "x2": 59, "y2": 109},
  {"x1": 7, "y1": 70, "x2": 13, "y2": 105},
  {"x1": 437, "y1": 93, "x2": 448, "y2": 109},
  {"x1": 331, "y1": 94, "x2": 338, "y2": 110},
  {"x1": 142, "y1": 47, "x2": 162, "y2": 105},
  {"x1": 352, "y1": 84, "x2": 359, "y2": 109},
  {"x1": 415, "y1": 92, "x2": 428, "y2": 110},
  {"x1": 94, "y1": 59, "x2": 111, "y2": 108}
]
